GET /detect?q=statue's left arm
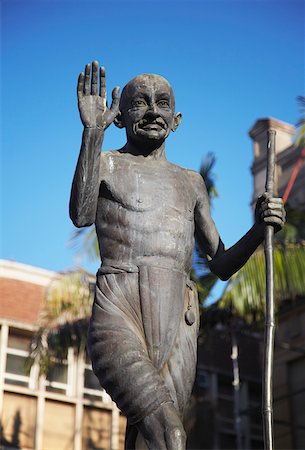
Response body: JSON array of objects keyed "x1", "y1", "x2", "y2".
[{"x1": 194, "y1": 174, "x2": 285, "y2": 281}]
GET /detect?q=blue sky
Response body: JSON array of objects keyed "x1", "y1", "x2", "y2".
[{"x1": 1, "y1": 0, "x2": 304, "y2": 298}]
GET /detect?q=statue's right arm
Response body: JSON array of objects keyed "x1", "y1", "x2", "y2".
[
  {"x1": 69, "y1": 127, "x2": 104, "y2": 227},
  {"x1": 69, "y1": 61, "x2": 120, "y2": 228}
]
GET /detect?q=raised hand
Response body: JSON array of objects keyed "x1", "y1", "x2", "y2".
[{"x1": 77, "y1": 61, "x2": 120, "y2": 130}]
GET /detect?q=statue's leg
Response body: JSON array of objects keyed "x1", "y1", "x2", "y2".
[
  {"x1": 126, "y1": 279, "x2": 199, "y2": 450},
  {"x1": 125, "y1": 402, "x2": 186, "y2": 450},
  {"x1": 88, "y1": 272, "x2": 174, "y2": 425},
  {"x1": 125, "y1": 421, "x2": 141, "y2": 449},
  {"x1": 136, "y1": 402, "x2": 186, "y2": 450},
  {"x1": 88, "y1": 270, "x2": 198, "y2": 450}
]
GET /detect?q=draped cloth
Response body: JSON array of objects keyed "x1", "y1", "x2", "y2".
[{"x1": 87, "y1": 264, "x2": 199, "y2": 438}]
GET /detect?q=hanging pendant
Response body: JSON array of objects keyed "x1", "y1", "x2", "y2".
[{"x1": 185, "y1": 308, "x2": 195, "y2": 326}]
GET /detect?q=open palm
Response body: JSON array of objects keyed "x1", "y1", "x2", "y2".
[{"x1": 77, "y1": 61, "x2": 120, "y2": 130}]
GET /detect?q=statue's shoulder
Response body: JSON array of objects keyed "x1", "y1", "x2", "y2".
[
  {"x1": 102, "y1": 150, "x2": 124, "y2": 158},
  {"x1": 99, "y1": 151, "x2": 128, "y2": 179},
  {"x1": 101, "y1": 150, "x2": 128, "y2": 166},
  {"x1": 167, "y1": 161, "x2": 202, "y2": 183},
  {"x1": 167, "y1": 162, "x2": 206, "y2": 201}
]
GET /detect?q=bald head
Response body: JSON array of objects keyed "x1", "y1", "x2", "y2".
[
  {"x1": 119, "y1": 74, "x2": 176, "y2": 112},
  {"x1": 114, "y1": 73, "x2": 181, "y2": 145}
]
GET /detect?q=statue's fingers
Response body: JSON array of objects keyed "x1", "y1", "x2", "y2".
[
  {"x1": 84, "y1": 64, "x2": 91, "y2": 95},
  {"x1": 91, "y1": 60, "x2": 99, "y2": 95},
  {"x1": 262, "y1": 209, "x2": 284, "y2": 219},
  {"x1": 110, "y1": 87, "x2": 120, "y2": 113},
  {"x1": 99, "y1": 66, "x2": 106, "y2": 108},
  {"x1": 264, "y1": 216, "x2": 285, "y2": 228},
  {"x1": 268, "y1": 197, "x2": 283, "y2": 205},
  {"x1": 268, "y1": 202, "x2": 283, "y2": 210},
  {"x1": 77, "y1": 73, "x2": 84, "y2": 98},
  {"x1": 261, "y1": 201, "x2": 283, "y2": 211}
]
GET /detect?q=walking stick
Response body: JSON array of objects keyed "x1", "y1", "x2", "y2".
[{"x1": 262, "y1": 129, "x2": 276, "y2": 450}]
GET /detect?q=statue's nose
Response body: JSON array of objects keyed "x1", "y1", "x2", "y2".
[{"x1": 146, "y1": 102, "x2": 158, "y2": 115}]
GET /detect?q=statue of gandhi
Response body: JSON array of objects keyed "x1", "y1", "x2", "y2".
[{"x1": 70, "y1": 61, "x2": 285, "y2": 450}]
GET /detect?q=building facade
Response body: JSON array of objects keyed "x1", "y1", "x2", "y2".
[
  {"x1": 187, "y1": 324, "x2": 265, "y2": 449},
  {"x1": 0, "y1": 259, "x2": 126, "y2": 450},
  {"x1": 249, "y1": 117, "x2": 305, "y2": 210}
]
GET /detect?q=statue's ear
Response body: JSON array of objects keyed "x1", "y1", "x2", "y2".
[
  {"x1": 172, "y1": 112, "x2": 182, "y2": 132},
  {"x1": 114, "y1": 111, "x2": 125, "y2": 129}
]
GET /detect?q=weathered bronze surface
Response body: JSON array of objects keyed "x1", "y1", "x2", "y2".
[{"x1": 70, "y1": 61, "x2": 285, "y2": 450}]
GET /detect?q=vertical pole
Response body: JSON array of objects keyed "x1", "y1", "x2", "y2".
[
  {"x1": 74, "y1": 350, "x2": 84, "y2": 450},
  {"x1": 0, "y1": 323, "x2": 9, "y2": 417},
  {"x1": 262, "y1": 129, "x2": 276, "y2": 450},
  {"x1": 231, "y1": 317, "x2": 242, "y2": 450},
  {"x1": 111, "y1": 405, "x2": 120, "y2": 450},
  {"x1": 35, "y1": 374, "x2": 46, "y2": 450}
]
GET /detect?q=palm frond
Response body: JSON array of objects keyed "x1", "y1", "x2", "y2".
[
  {"x1": 69, "y1": 225, "x2": 100, "y2": 261},
  {"x1": 274, "y1": 206, "x2": 305, "y2": 243},
  {"x1": 199, "y1": 152, "x2": 219, "y2": 203},
  {"x1": 219, "y1": 242, "x2": 305, "y2": 322},
  {"x1": 295, "y1": 95, "x2": 305, "y2": 146}
]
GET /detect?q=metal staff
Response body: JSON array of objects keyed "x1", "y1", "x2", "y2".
[{"x1": 262, "y1": 129, "x2": 276, "y2": 450}]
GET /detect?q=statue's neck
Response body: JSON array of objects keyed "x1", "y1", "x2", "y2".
[{"x1": 123, "y1": 140, "x2": 166, "y2": 160}]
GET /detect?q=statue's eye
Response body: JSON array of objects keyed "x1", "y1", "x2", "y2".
[
  {"x1": 133, "y1": 99, "x2": 147, "y2": 107},
  {"x1": 157, "y1": 100, "x2": 170, "y2": 108}
]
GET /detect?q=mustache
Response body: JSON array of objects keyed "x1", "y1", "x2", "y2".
[{"x1": 137, "y1": 118, "x2": 167, "y2": 129}]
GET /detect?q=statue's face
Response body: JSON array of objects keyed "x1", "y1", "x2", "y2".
[{"x1": 119, "y1": 75, "x2": 179, "y2": 143}]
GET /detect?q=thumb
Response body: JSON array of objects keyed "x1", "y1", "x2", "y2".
[{"x1": 110, "y1": 86, "x2": 120, "y2": 113}]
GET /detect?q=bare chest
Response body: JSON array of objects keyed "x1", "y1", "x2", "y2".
[{"x1": 100, "y1": 154, "x2": 196, "y2": 214}]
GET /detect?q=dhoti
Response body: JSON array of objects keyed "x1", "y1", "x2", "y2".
[{"x1": 87, "y1": 264, "x2": 199, "y2": 442}]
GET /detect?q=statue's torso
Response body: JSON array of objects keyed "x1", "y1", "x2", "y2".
[{"x1": 95, "y1": 152, "x2": 198, "y2": 273}]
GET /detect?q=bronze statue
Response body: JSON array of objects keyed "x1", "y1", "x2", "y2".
[{"x1": 70, "y1": 61, "x2": 285, "y2": 450}]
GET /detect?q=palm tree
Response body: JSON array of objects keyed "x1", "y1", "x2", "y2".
[{"x1": 27, "y1": 270, "x2": 94, "y2": 373}]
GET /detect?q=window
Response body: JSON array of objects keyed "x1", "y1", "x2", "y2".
[
  {"x1": 45, "y1": 361, "x2": 68, "y2": 394},
  {"x1": 197, "y1": 370, "x2": 209, "y2": 389},
  {"x1": 5, "y1": 330, "x2": 32, "y2": 387},
  {"x1": 217, "y1": 374, "x2": 234, "y2": 422},
  {"x1": 84, "y1": 366, "x2": 101, "y2": 391},
  {"x1": 248, "y1": 381, "x2": 263, "y2": 435},
  {"x1": 83, "y1": 360, "x2": 103, "y2": 399},
  {"x1": 83, "y1": 354, "x2": 111, "y2": 403}
]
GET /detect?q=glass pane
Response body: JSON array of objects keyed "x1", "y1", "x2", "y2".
[
  {"x1": 84, "y1": 368, "x2": 100, "y2": 390},
  {"x1": 248, "y1": 382, "x2": 261, "y2": 403},
  {"x1": 218, "y1": 374, "x2": 233, "y2": 396},
  {"x1": 85, "y1": 351, "x2": 92, "y2": 364},
  {"x1": 218, "y1": 398, "x2": 234, "y2": 418},
  {"x1": 5, "y1": 377, "x2": 28, "y2": 387},
  {"x1": 47, "y1": 363, "x2": 67, "y2": 384},
  {"x1": 46, "y1": 385, "x2": 66, "y2": 394},
  {"x1": 6, "y1": 354, "x2": 28, "y2": 376},
  {"x1": 249, "y1": 408, "x2": 262, "y2": 426},
  {"x1": 197, "y1": 370, "x2": 209, "y2": 388},
  {"x1": 251, "y1": 439, "x2": 264, "y2": 449},
  {"x1": 8, "y1": 331, "x2": 31, "y2": 351},
  {"x1": 219, "y1": 433, "x2": 237, "y2": 449}
]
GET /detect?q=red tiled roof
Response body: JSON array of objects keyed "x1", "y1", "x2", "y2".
[{"x1": 0, "y1": 278, "x2": 45, "y2": 324}]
